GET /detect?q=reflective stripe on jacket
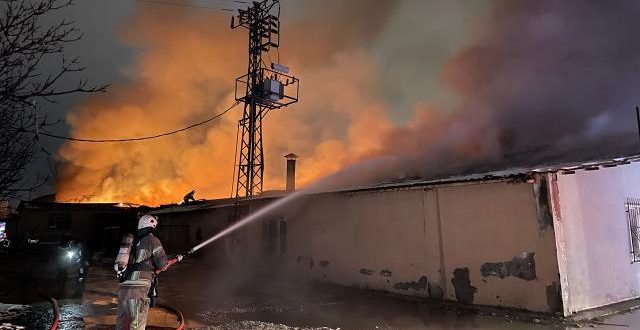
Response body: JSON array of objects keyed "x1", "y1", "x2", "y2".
[{"x1": 120, "y1": 233, "x2": 168, "y2": 286}]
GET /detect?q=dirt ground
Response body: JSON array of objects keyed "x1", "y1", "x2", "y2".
[{"x1": 2, "y1": 251, "x2": 640, "y2": 330}]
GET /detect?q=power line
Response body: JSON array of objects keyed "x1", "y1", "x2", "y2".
[
  {"x1": 136, "y1": 0, "x2": 236, "y2": 12},
  {"x1": 40, "y1": 101, "x2": 241, "y2": 143}
]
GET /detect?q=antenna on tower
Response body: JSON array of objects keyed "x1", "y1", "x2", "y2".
[{"x1": 231, "y1": 0, "x2": 300, "y2": 199}]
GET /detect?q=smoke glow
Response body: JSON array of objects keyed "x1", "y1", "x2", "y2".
[{"x1": 56, "y1": 0, "x2": 640, "y2": 205}]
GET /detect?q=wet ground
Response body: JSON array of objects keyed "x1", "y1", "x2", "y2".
[
  {"x1": 2, "y1": 251, "x2": 640, "y2": 329},
  {"x1": 156, "y1": 260, "x2": 640, "y2": 330}
]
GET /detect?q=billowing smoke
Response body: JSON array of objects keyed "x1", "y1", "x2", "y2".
[
  {"x1": 380, "y1": 0, "x2": 640, "y2": 179},
  {"x1": 56, "y1": 0, "x2": 640, "y2": 205},
  {"x1": 452, "y1": 0, "x2": 640, "y2": 144}
]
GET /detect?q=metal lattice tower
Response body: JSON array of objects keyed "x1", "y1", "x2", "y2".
[{"x1": 231, "y1": 0, "x2": 299, "y2": 198}]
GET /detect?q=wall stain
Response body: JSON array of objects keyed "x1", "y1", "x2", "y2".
[
  {"x1": 428, "y1": 282, "x2": 444, "y2": 300},
  {"x1": 359, "y1": 268, "x2": 374, "y2": 276},
  {"x1": 296, "y1": 256, "x2": 314, "y2": 269},
  {"x1": 319, "y1": 260, "x2": 330, "y2": 268},
  {"x1": 380, "y1": 269, "x2": 393, "y2": 277},
  {"x1": 393, "y1": 276, "x2": 428, "y2": 291},
  {"x1": 481, "y1": 252, "x2": 536, "y2": 281},
  {"x1": 451, "y1": 268, "x2": 477, "y2": 304},
  {"x1": 546, "y1": 282, "x2": 563, "y2": 312}
]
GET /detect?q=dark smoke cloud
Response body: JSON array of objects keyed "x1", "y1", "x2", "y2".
[
  {"x1": 383, "y1": 0, "x2": 640, "y2": 179},
  {"x1": 451, "y1": 0, "x2": 640, "y2": 148}
]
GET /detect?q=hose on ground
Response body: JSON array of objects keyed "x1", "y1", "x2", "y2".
[
  {"x1": 6, "y1": 273, "x2": 183, "y2": 329},
  {"x1": 5, "y1": 271, "x2": 60, "y2": 330},
  {"x1": 157, "y1": 303, "x2": 185, "y2": 330},
  {"x1": 86, "y1": 289, "x2": 185, "y2": 329},
  {"x1": 37, "y1": 289, "x2": 60, "y2": 330}
]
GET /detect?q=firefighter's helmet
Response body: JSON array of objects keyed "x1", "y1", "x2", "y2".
[{"x1": 138, "y1": 214, "x2": 159, "y2": 229}]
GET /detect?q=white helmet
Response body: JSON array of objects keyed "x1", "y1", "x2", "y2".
[{"x1": 138, "y1": 214, "x2": 159, "y2": 229}]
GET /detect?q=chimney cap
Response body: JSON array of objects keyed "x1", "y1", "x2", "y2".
[{"x1": 284, "y1": 153, "x2": 298, "y2": 160}]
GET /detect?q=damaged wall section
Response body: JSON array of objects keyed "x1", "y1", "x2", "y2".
[
  {"x1": 282, "y1": 180, "x2": 560, "y2": 313},
  {"x1": 436, "y1": 181, "x2": 559, "y2": 311},
  {"x1": 481, "y1": 252, "x2": 536, "y2": 281}
]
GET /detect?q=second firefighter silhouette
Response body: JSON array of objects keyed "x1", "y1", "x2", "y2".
[
  {"x1": 183, "y1": 190, "x2": 196, "y2": 204},
  {"x1": 56, "y1": 235, "x2": 88, "y2": 298}
]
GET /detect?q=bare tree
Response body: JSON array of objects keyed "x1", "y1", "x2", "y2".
[{"x1": 0, "y1": 0, "x2": 105, "y2": 200}]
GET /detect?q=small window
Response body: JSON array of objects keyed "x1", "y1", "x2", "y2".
[
  {"x1": 267, "y1": 219, "x2": 278, "y2": 255},
  {"x1": 0, "y1": 200, "x2": 9, "y2": 220},
  {"x1": 279, "y1": 220, "x2": 287, "y2": 255},
  {"x1": 48, "y1": 213, "x2": 71, "y2": 230},
  {"x1": 262, "y1": 217, "x2": 287, "y2": 256},
  {"x1": 626, "y1": 198, "x2": 640, "y2": 263}
]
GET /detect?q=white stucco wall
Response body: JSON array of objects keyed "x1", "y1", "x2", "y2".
[
  {"x1": 554, "y1": 162, "x2": 640, "y2": 315},
  {"x1": 283, "y1": 181, "x2": 560, "y2": 312}
]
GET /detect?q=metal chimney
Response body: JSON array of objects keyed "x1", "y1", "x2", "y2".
[{"x1": 284, "y1": 153, "x2": 298, "y2": 192}]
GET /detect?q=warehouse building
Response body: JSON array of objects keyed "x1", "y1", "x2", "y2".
[
  {"x1": 14, "y1": 152, "x2": 640, "y2": 316},
  {"x1": 16, "y1": 197, "x2": 142, "y2": 254},
  {"x1": 150, "y1": 154, "x2": 640, "y2": 316}
]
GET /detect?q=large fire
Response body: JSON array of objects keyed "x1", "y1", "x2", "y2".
[
  {"x1": 57, "y1": 0, "x2": 637, "y2": 205},
  {"x1": 56, "y1": 2, "x2": 395, "y2": 206}
]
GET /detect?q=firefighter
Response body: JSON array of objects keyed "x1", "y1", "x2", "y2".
[
  {"x1": 56, "y1": 235, "x2": 80, "y2": 292},
  {"x1": 183, "y1": 190, "x2": 196, "y2": 204},
  {"x1": 73, "y1": 238, "x2": 89, "y2": 298},
  {"x1": 56, "y1": 236, "x2": 89, "y2": 298},
  {"x1": 115, "y1": 215, "x2": 182, "y2": 330}
]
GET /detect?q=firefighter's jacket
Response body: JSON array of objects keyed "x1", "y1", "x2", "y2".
[{"x1": 120, "y1": 230, "x2": 168, "y2": 290}]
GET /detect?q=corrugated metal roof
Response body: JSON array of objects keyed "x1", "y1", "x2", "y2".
[
  {"x1": 151, "y1": 153, "x2": 640, "y2": 214},
  {"x1": 17, "y1": 201, "x2": 143, "y2": 212},
  {"x1": 346, "y1": 154, "x2": 640, "y2": 193}
]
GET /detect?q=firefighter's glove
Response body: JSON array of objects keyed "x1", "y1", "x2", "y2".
[{"x1": 176, "y1": 254, "x2": 184, "y2": 262}]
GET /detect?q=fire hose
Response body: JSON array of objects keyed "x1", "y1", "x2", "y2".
[
  {"x1": 37, "y1": 289, "x2": 60, "y2": 330},
  {"x1": 4, "y1": 271, "x2": 182, "y2": 330},
  {"x1": 157, "y1": 303, "x2": 185, "y2": 330},
  {"x1": 4, "y1": 271, "x2": 60, "y2": 330},
  {"x1": 85, "y1": 289, "x2": 184, "y2": 330}
]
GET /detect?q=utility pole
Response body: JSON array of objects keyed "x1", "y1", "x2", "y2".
[{"x1": 231, "y1": 0, "x2": 299, "y2": 199}]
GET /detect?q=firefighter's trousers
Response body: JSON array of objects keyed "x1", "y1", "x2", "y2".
[{"x1": 116, "y1": 283, "x2": 151, "y2": 330}]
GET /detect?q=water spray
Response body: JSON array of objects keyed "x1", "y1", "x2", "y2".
[
  {"x1": 186, "y1": 189, "x2": 305, "y2": 255},
  {"x1": 182, "y1": 157, "x2": 395, "y2": 256}
]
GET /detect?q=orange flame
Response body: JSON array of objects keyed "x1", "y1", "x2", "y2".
[{"x1": 56, "y1": 4, "x2": 395, "y2": 206}]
